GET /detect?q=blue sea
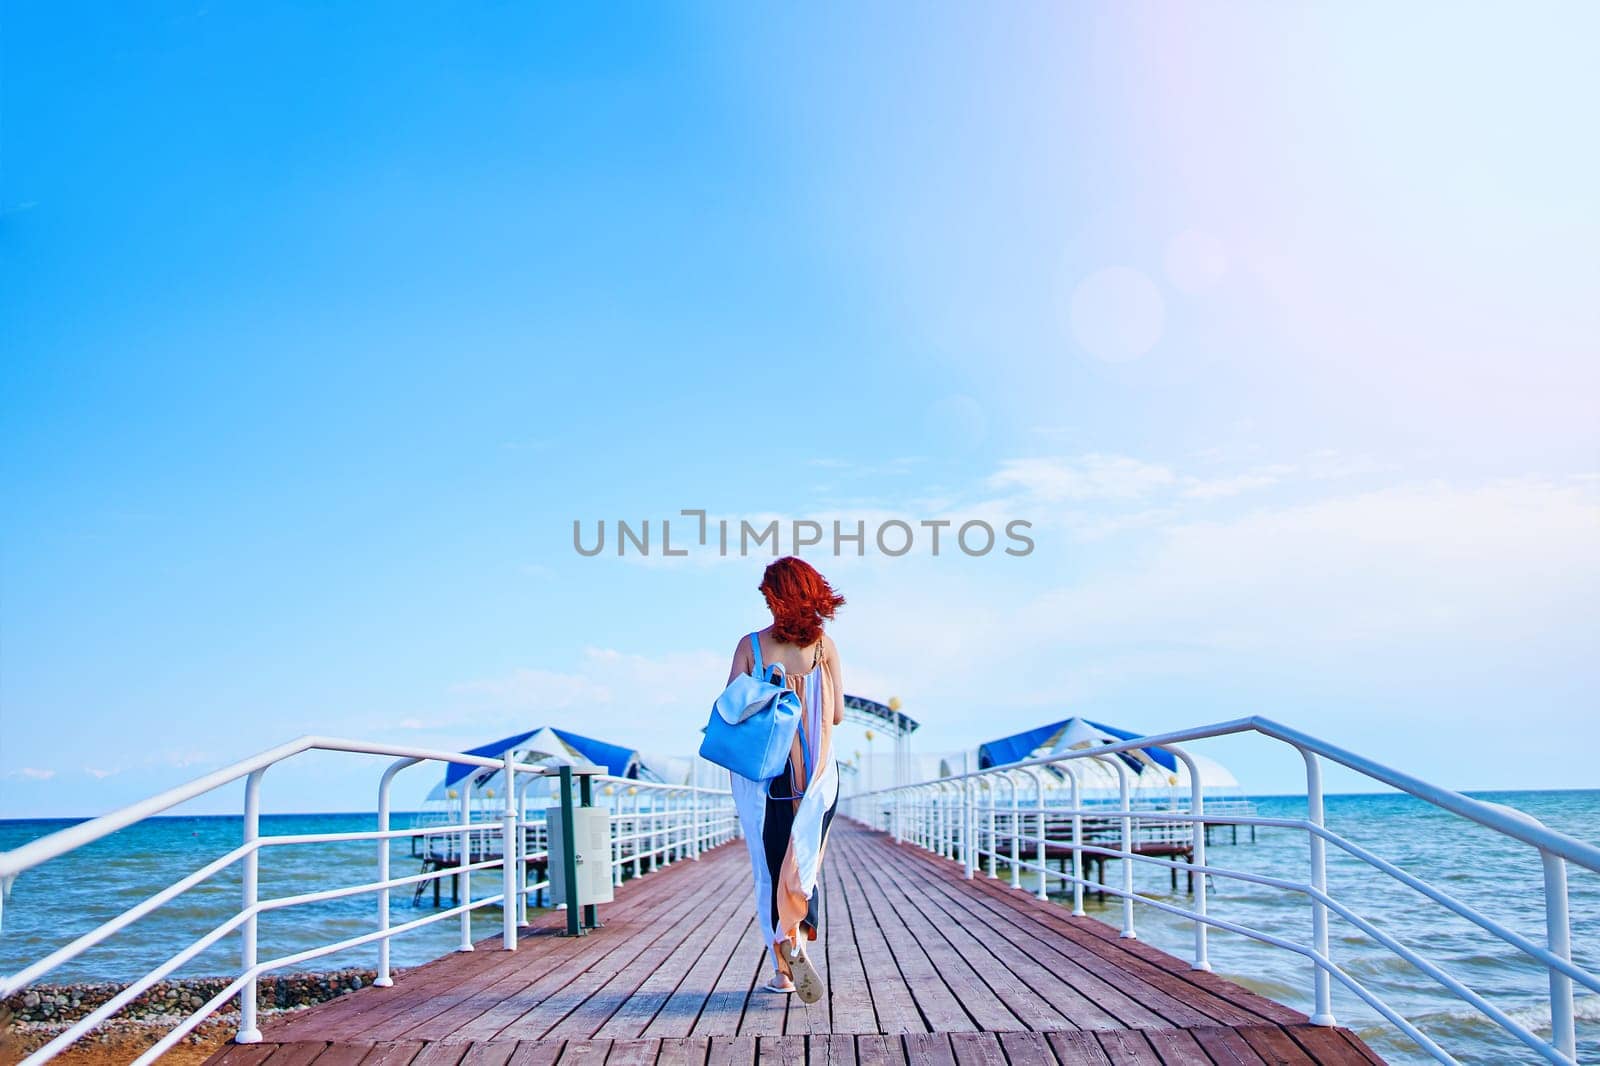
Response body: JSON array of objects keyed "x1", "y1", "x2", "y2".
[{"x1": 1, "y1": 791, "x2": 1596, "y2": 1065}]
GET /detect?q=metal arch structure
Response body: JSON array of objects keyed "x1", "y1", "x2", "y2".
[
  {"x1": 842, "y1": 694, "x2": 917, "y2": 792},
  {"x1": 842, "y1": 694, "x2": 918, "y2": 736}
]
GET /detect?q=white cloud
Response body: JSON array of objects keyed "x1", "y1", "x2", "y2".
[
  {"x1": 815, "y1": 474, "x2": 1599, "y2": 762},
  {"x1": 451, "y1": 668, "x2": 612, "y2": 711},
  {"x1": 160, "y1": 750, "x2": 218, "y2": 769},
  {"x1": 434, "y1": 647, "x2": 728, "y2": 754},
  {"x1": 7, "y1": 767, "x2": 57, "y2": 781},
  {"x1": 1181, "y1": 473, "x2": 1281, "y2": 500},
  {"x1": 1018, "y1": 478, "x2": 1598, "y2": 649},
  {"x1": 84, "y1": 767, "x2": 119, "y2": 779},
  {"x1": 988, "y1": 454, "x2": 1177, "y2": 502}
]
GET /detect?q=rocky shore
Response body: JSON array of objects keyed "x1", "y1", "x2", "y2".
[{"x1": 1, "y1": 969, "x2": 383, "y2": 1065}]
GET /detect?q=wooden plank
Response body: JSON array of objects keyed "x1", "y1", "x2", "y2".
[
  {"x1": 506, "y1": 1043, "x2": 566, "y2": 1066},
  {"x1": 899, "y1": 1033, "x2": 954, "y2": 1066},
  {"x1": 360, "y1": 1043, "x2": 428, "y2": 1066},
  {"x1": 1190, "y1": 1024, "x2": 1260, "y2": 1056},
  {"x1": 1281, "y1": 1025, "x2": 1370, "y2": 1066},
  {"x1": 898, "y1": 860, "x2": 1175, "y2": 1030},
  {"x1": 837, "y1": 858, "x2": 961, "y2": 1032},
  {"x1": 605, "y1": 1040, "x2": 659, "y2": 1066},
  {"x1": 845, "y1": 832, "x2": 1111, "y2": 1031},
  {"x1": 655, "y1": 1038, "x2": 711, "y2": 1066},
  {"x1": 781, "y1": 878, "x2": 832, "y2": 1037},
  {"x1": 844, "y1": 834, "x2": 1052, "y2": 1032},
  {"x1": 263, "y1": 1044, "x2": 334, "y2": 1066},
  {"x1": 946, "y1": 1032, "x2": 1005, "y2": 1066},
  {"x1": 693, "y1": 924, "x2": 767, "y2": 1037},
  {"x1": 272, "y1": 848, "x2": 733, "y2": 1044},
  {"x1": 310, "y1": 1044, "x2": 375, "y2": 1066},
  {"x1": 811, "y1": 1034, "x2": 857, "y2": 1066},
  {"x1": 815, "y1": 861, "x2": 877, "y2": 1037},
  {"x1": 207, "y1": 1044, "x2": 279, "y2": 1066},
  {"x1": 1046, "y1": 1031, "x2": 1114, "y2": 1066},
  {"x1": 995, "y1": 1032, "x2": 1055, "y2": 1066},
  {"x1": 737, "y1": 928, "x2": 789, "y2": 1038},
  {"x1": 590, "y1": 866, "x2": 757, "y2": 1038},
  {"x1": 459, "y1": 1045, "x2": 519, "y2": 1066},
  {"x1": 854, "y1": 1035, "x2": 907, "y2": 1066},
  {"x1": 1092, "y1": 1030, "x2": 1161, "y2": 1066},
  {"x1": 473, "y1": 868, "x2": 735, "y2": 1041},
  {"x1": 1140, "y1": 1029, "x2": 1211, "y2": 1066},
  {"x1": 883, "y1": 838, "x2": 1254, "y2": 1030},
  {"x1": 755, "y1": 1035, "x2": 806, "y2": 1066},
  {"x1": 556, "y1": 1041, "x2": 614, "y2": 1066},
  {"x1": 407, "y1": 1043, "x2": 471, "y2": 1066},
  {"x1": 920, "y1": 847, "x2": 1279, "y2": 1028},
  {"x1": 705, "y1": 1035, "x2": 757, "y2": 1066},
  {"x1": 643, "y1": 910, "x2": 756, "y2": 1038},
  {"x1": 1336, "y1": 1029, "x2": 1385, "y2": 1065},
  {"x1": 1233, "y1": 1025, "x2": 1307, "y2": 1065},
  {"x1": 1020, "y1": 899, "x2": 1305, "y2": 1027},
  {"x1": 830, "y1": 857, "x2": 923, "y2": 1035}
]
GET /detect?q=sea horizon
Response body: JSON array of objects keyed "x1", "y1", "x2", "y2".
[{"x1": 8, "y1": 784, "x2": 1597, "y2": 825}]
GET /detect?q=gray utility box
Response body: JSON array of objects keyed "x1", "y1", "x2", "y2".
[{"x1": 546, "y1": 805, "x2": 616, "y2": 907}]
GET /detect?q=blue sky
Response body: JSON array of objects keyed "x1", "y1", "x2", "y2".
[{"x1": 3, "y1": 4, "x2": 1596, "y2": 816}]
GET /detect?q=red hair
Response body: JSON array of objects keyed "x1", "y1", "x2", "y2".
[{"x1": 759, "y1": 556, "x2": 844, "y2": 646}]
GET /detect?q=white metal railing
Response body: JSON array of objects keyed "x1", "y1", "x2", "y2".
[
  {"x1": 0, "y1": 736, "x2": 736, "y2": 1066},
  {"x1": 593, "y1": 778, "x2": 740, "y2": 884},
  {"x1": 844, "y1": 715, "x2": 1598, "y2": 1066}
]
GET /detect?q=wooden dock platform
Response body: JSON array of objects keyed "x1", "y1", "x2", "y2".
[{"x1": 211, "y1": 823, "x2": 1383, "y2": 1066}]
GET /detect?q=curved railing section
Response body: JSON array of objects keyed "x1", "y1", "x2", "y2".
[
  {"x1": 0, "y1": 737, "x2": 737, "y2": 1066},
  {"x1": 842, "y1": 715, "x2": 1597, "y2": 1066}
]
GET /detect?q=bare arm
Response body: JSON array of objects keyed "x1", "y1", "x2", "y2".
[
  {"x1": 823, "y1": 634, "x2": 845, "y2": 726},
  {"x1": 727, "y1": 636, "x2": 754, "y2": 685}
]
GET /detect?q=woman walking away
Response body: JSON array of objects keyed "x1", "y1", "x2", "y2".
[{"x1": 726, "y1": 556, "x2": 845, "y2": 1004}]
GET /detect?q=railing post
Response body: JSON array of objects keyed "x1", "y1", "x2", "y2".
[
  {"x1": 611, "y1": 786, "x2": 624, "y2": 886},
  {"x1": 502, "y1": 753, "x2": 518, "y2": 951},
  {"x1": 236, "y1": 769, "x2": 265, "y2": 1043},
  {"x1": 1069, "y1": 768, "x2": 1085, "y2": 917},
  {"x1": 691, "y1": 785, "x2": 701, "y2": 859},
  {"x1": 1009, "y1": 776, "x2": 1021, "y2": 891},
  {"x1": 559, "y1": 765, "x2": 584, "y2": 937},
  {"x1": 1542, "y1": 849, "x2": 1576, "y2": 1060},
  {"x1": 1030, "y1": 771, "x2": 1046, "y2": 901},
  {"x1": 1178, "y1": 749, "x2": 1210, "y2": 971},
  {"x1": 458, "y1": 783, "x2": 474, "y2": 952},
  {"x1": 1303, "y1": 750, "x2": 1335, "y2": 1025},
  {"x1": 516, "y1": 775, "x2": 536, "y2": 927},
  {"x1": 963, "y1": 771, "x2": 975, "y2": 880},
  {"x1": 631, "y1": 787, "x2": 643, "y2": 878},
  {"x1": 377, "y1": 757, "x2": 420, "y2": 986},
  {"x1": 984, "y1": 781, "x2": 997, "y2": 878},
  {"x1": 1117, "y1": 759, "x2": 1135, "y2": 939},
  {"x1": 945, "y1": 785, "x2": 956, "y2": 861}
]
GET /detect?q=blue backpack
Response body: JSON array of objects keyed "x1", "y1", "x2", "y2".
[{"x1": 700, "y1": 632, "x2": 809, "y2": 785}]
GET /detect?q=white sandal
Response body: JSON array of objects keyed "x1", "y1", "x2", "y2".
[
  {"x1": 763, "y1": 975, "x2": 795, "y2": 994},
  {"x1": 786, "y1": 940, "x2": 824, "y2": 1005}
]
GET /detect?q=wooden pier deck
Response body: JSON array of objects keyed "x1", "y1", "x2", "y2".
[{"x1": 212, "y1": 823, "x2": 1383, "y2": 1066}]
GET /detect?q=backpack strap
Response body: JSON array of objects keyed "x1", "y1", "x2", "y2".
[{"x1": 748, "y1": 631, "x2": 764, "y2": 678}]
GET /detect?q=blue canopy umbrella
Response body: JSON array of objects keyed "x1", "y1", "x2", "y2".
[{"x1": 977, "y1": 716, "x2": 1178, "y2": 776}]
